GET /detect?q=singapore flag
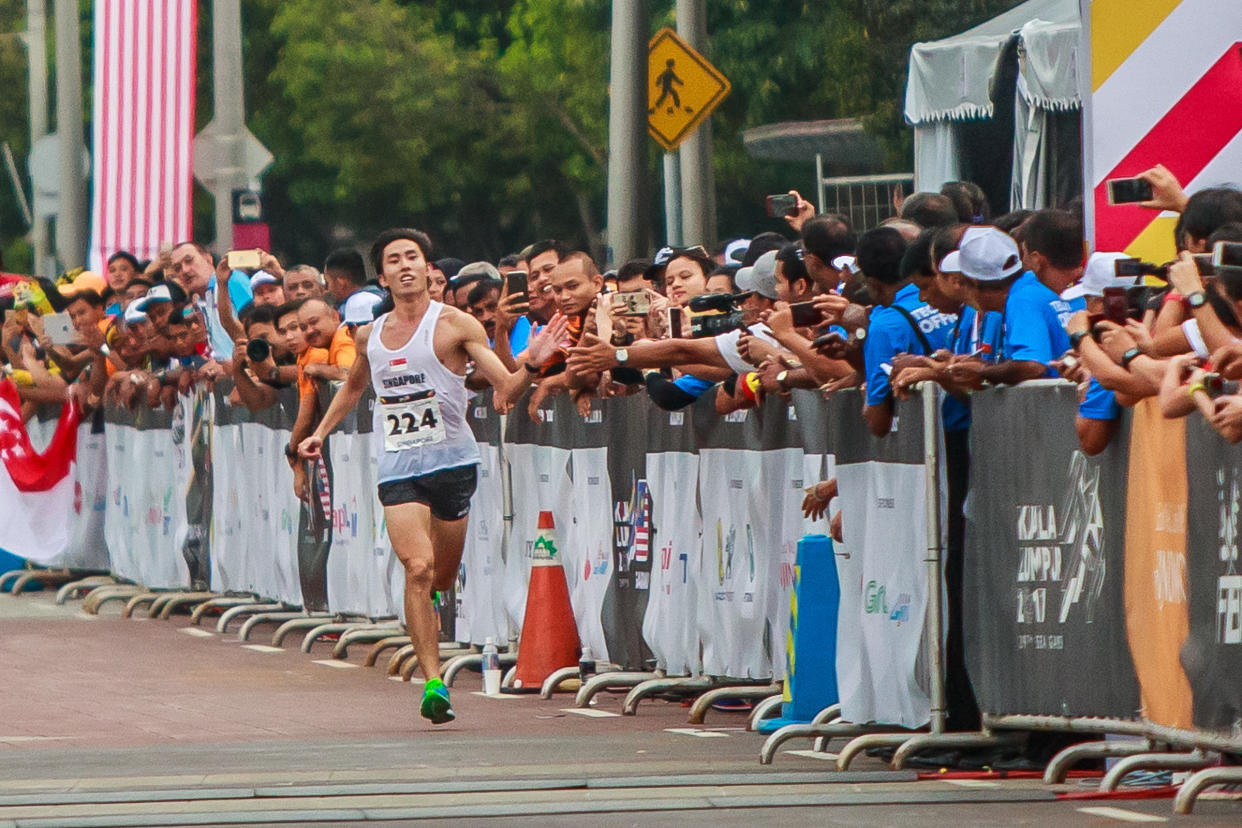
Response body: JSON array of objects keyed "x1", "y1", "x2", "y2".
[{"x1": 0, "y1": 379, "x2": 79, "y2": 563}]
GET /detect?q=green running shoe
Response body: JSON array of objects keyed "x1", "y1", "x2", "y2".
[{"x1": 420, "y1": 677, "x2": 455, "y2": 724}]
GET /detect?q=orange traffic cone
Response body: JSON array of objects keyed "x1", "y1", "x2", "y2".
[{"x1": 506, "y1": 510, "x2": 581, "y2": 693}]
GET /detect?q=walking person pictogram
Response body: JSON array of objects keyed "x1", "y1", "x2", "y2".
[{"x1": 651, "y1": 58, "x2": 692, "y2": 115}]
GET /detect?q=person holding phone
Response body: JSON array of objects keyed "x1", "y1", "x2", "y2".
[{"x1": 299, "y1": 227, "x2": 564, "y2": 726}]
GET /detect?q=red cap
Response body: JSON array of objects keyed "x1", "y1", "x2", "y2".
[{"x1": 537, "y1": 510, "x2": 555, "y2": 530}]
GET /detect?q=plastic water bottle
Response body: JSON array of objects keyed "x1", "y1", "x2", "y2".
[
  {"x1": 482, "y1": 637, "x2": 501, "y2": 695},
  {"x1": 579, "y1": 645, "x2": 595, "y2": 683}
]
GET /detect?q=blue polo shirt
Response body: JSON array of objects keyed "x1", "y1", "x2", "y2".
[
  {"x1": 1079, "y1": 377, "x2": 1121, "y2": 421},
  {"x1": 1000, "y1": 271, "x2": 1073, "y2": 374},
  {"x1": 942, "y1": 305, "x2": 1003, "y2": 432},
  {"x1": 864, "y1": 282, "x2": 957, "y2": 406}
]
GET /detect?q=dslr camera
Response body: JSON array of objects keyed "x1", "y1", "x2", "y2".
[
  {"x1": 245, "y1": 337, "x2": 272, "y2": 363},
  {"x1": 687, "y1": 293, "x2": 745, "y2": 338}
]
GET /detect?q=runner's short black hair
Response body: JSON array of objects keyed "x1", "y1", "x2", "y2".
[{"x1": 369, "y1": 228, "x2": 434, "y2": 275}]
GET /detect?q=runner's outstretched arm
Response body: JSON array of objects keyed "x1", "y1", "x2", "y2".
[
  {"x1": 298, "y1": 325, "x2": 373, "y2": 460},
  {"x1": 464, "y1": 312, "x2": 567, "y2": 408}
]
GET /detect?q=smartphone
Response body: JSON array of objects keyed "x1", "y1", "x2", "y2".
[
  {"x1": 1107, "y1": 177, "x2": 1153, "y2": 205},
  {"x1": 1114, "y1": 257, "x2": 1167, "y2": 280},
  {"x1": 790, "y1": 301, "x2": 822, "y2": 327},
  {"x1": 765, "y1": 194, "x2": 798, "y2": 218},
  {"x1": 42, "y1": 312, "x2": 82, "y2": 346},
  {"x1": 227, "y1": 249, "x2": 261, "y2": 270},
  {"x1": 812, "y1": 331, "x2": 846, "y2": 350},
  {"x1": 505, "y1": 269, "x2": 528, "y2": 301},
  {"x1": 614, "y1": 290, "x2": 650, "y2": 316},
  {"x1": 1213, "y1": 241, "x2": 1242, "y2": 270},
  {"x1": 1194, "y1": 253, "x2": 1218, "y2": 277},
  {"x1": 665, "y1": 306, "x2": 683, "y2": 338},
  {"x1": 1102, "y1": 287, "x2": 1130, "y2": 324}
]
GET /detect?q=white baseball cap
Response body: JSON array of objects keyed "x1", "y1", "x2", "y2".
[
  {"x1": 249, "y1": 270, "x2": 280, "y2": 289},
  {"x1": 1062, "y1": 252, "x2": 1131, "y2": 300},
  {"x1": 724, "y1": 238, "x2": 750, "y2": 264},
  {"x1": 940, "y1": 226, "x2": 1023, "y2": 282},
  {"x1": 341, "y1": 291, "x2": 383, "y2": 325}
]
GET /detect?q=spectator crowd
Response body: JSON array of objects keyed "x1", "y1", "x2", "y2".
[{"x1": 5, "y1": 163, "x2": 1242, "y2": 732}]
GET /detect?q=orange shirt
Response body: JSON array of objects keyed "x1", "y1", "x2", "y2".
[
  {"x1": 328, "y1": 325, "x2": 356, "y2": 369},
  {"x1": 297, "y1": 347, "x2": 330, "y2": 399}
]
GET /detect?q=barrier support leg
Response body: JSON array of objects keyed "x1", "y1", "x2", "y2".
[
  {"x1": 1098, "y1": 749, "x2": 1217, "y2": 793},
  {"x1": 502, "y1": 664, "x2": 518, "y2": 689},
  {"x1": 122, "y1": 591, "x2": 162, "y2": 618},
  {"x1": 1174, "y1": 766, "x2": 1242, "y2": 814},
  {"x1": 401, "y1": 645, "x2": 471, "y2": 681},
  {"x1": 538, "y1": 662, "x2": 586, "y2": 698},
  {"x1": 11, "y1": 569, "x2": 74, "y2": 596},
  {"x1": 760, "y1": 721, "x2": 908, "y2": 765},
  {"x1": 688, "y1": 683, "x2": 781, "y2": 725},
  {"x1": 56, "y1": 575, "x2": 115, "y2": 604},
  {"x1": 300, "y1": 621, "x2": 376, "y2": 654},
  {"x1": 332, "y1": 624, "x2": 405, "y2": 659},
  {"x1": 238, "y1": 611, "x2": 314, "y2": 642},
  {"x1": 1043, "y1": 739, "x2": 1156, "y2": 785},
  {"x1": 364, "y1": 635, "x2": 411, "y2": 667},
  {"x1": 386, "y1": 644, "x2": 416, "y2": 676},
  {"x1": 0, "y1": 569, "x2": 29, "y2": 592},
  {"x1": 747, "y1": 693, "x2": 786, "y2": 732},
  {"x1": 837, "y1": 733, "x2": 928, "y2": 771},
  {"x1": 216, "y1": 603, "x2": 286, "y2": 634},
  {"x1": 82, "y1": 584, "x2": 143, "y2": 614},
  {"x1": 189, "y1": 595, "x2": 257, "y2": 625},
  {"x1": 622, "y1": 675, "x2": 716, "y2": 716},
  {"x1": 157, "y1": 592, "x2": 220, "y2": 620},
  {"x1": 147, "y1": 592, "x2": 185, "y2": 618},
  {"x1": 574, "y1": 672, "x2": 659, "y2": 708},
  {"x1": 271, "y1": 614, "x2": 340, "y2": 648},
  {"x1": 890, "y1": 729, "x2": 1025, "y2": 770}
]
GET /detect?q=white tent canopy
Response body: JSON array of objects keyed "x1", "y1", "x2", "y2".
[{"x1": 904, "y1": 0, "x2": 1083, "y2": 208}]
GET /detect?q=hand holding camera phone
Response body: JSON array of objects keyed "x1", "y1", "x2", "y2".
[
  {"x1": 765, "y1": 194, "x2": 799, "y2": 218},
  {"x1": 789, "y1": 301, "x2": 823, "y2": 328},
  {"x1": 227, "y1": 249, "x2": 262, "y2": 271},
  {"x1": 1106, "y1": 177, "x2": 1154, "y2": 205}
]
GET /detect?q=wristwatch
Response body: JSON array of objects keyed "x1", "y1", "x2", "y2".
[
  {"x1": 1068, "y1": 331, "x2": 1088, "y2": 351},
  {"x1": 776, "y1": 369, "x2": 790, "y2": 391},
  {"x1": 615, "y1": 348, "x2": 629, "y2": 365},
  {"x1": 1187, "y1": 290, "x2": 1208, "y2": 309},
  {"x1": 1120, "y1": 346, "x2": 1143, "y2": 369},
  {"x1": 284, "y1": 443, "x2": 299, "y2": 460}
]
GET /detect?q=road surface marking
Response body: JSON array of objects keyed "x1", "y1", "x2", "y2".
[
  {"x1": 664, "y1": 728, "x2": 729, "y2": 738},
  {"x1": 241, "y1": 644, "x2": 283, "y2": 652},
  {"x1": 782, "y1": 750, "x2": 838, "y2": 760},
  {"x1": 178, "y1": 628, "x2": 214, "y2": 637},
  {"x1": 311, "y1": 659, "x2": 358, "y2": 669},
  {"x1": 1076, "y1": 807, "x2": 1167, "y2": 823},
  {"x1": 562, "y1": 708, "x2": 621, "y2": 718},
  {"x1": 471, "y1": 691, "x2": 521, "y2": 699},
  {"x1": 945, "y1": 779, "x2": 1001, "y2": 788}
]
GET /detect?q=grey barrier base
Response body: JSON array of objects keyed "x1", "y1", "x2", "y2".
[
  {"x1": 363, "y1": 634, "x2": 410, "y2": 667},
  {"x1": 238, "y1": 611, "x2": 316, "y2": 642},
  {"x1": 156, "y1": 592, "x2": 220, "y2": 620},
  {"x1": 81, "y1": 584, "x2": 144, "y2": 614},
  {"x1": 216, "y1": 603, "x2": 286, "y2": 634},
  {"x1": 622, "y1": 675, "x2": 717, "y2": 715},
  {"x1": 1098, "y1": 749, "x2": 1217, "y2": 793},
  {"x1": 747, "y1": 693, "x2": 785, "y2": 731},
  {"x1": 761, "y1": 720, "x2": 904, "y2": 765},
  {"x1": 889, "y1": 730, "x2": 1025, "y2": 770},
  {"x1": 272, "y1": 614, "x2": 345, "y2": 648},
  {"x1": 332, "y1": 625, "x2": 404, "y2": 659},
  {"x1": 55, "y1": 575, "x2": 116, "y2": 604},
  {"x1": 1174, "y1": 765, "x2": 1242, "y2": 814},
  {"x1": 188, "y1": 596, "x2": 257, "y2": 626},
  {"x1": 574, "y1": 672, "x2": 659, "y2": 708},
  {"x1": 5, "y1": 568, "x2": 75, "y2": 596},
  {"x1": 688, "y1": 685, "x2": 781, "y2": 725},
  {"x1": 837, "y1": 733, "x2": 926, "y2": 771},
  {"x1": 1042, "y1": 739, "x2": 1156, "y2": 785}
]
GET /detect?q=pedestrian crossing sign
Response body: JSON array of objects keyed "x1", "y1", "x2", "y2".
[{"x1": 647, "y1": 27, "x2": 731, "y2": 152}]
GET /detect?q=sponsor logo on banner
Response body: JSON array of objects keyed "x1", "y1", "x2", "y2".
[
  {"x1": 863, "y1": 580, "x2": 911, "y2": 625},
  {"x1": 613, "y1": 476, "x2": 652, "y2": 575},
  {"x1": 659, "y1": 541, "x2": 688, "y2": 595},
  {"x1": 1214, "y1": 468, "x2": 1242, "y2": 644},
  {"x1": 1013, "y1": 453, "x2": 1107, "y2": 650}
]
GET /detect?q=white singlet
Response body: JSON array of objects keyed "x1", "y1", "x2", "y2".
[{"x1": 367, "y1": 302, "x2": 480, "y2": 483}]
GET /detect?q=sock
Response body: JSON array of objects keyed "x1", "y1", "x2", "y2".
[{"x1": 425, "y1": 676, "x2": 445, "y2": 690}]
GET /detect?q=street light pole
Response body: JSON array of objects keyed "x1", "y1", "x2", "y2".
[
  {"x1": 53, "y1": 0, "x2": 86, "y2": 268},
  {"x1": 605, "y1": 0, "x2": 649, "y2": 267},
  {"x1": 24, "y1": 0, "x2": 49, "y2": 276},
  {"x1": 676, "y1": 0, "x2": 715, "y2": 250}
]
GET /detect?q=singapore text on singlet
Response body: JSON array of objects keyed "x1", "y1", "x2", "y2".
[{"x1": 367, "y1": 302, "x2": 480, "y2": 483}]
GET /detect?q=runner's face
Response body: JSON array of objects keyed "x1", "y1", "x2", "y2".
[{"x1": 379, "y1": 239, "x2": 430, "y2": 297}]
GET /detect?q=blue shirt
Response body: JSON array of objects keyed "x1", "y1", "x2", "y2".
[
  {"x1": 1000, "y1": 271, "x2": 1073, "y2": 375},
  {"x1": 864, "y1": 282, "x2": 957, "y2": 406},
  {"x1": 201, "y1": 273, "x2": 254, "y2": 360},
  {"x1": 942, "y1": 305, "x2": 1003, "y2": 432},
  {"x1": 1078, "y1": 377, "x2": 1121, "y2": 421},
  {"x1": 673, "y1": 374, "x2": 715, "y2": 397},
  {"x1": 509, "y1": 315, "x2": 532, "y2": 355}
]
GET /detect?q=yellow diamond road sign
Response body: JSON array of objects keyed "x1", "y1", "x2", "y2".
[{"x1": 647, "y1": 27, "x2": 731, "y2": 152}]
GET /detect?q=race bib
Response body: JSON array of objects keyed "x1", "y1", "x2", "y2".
[{"x1": 381, "y1": 395, "x2": 445, "y2": 451}]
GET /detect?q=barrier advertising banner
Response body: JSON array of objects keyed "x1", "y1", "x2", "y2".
[{"x1": 966, "y1": 384, "x2": 1140, "y2": 718}]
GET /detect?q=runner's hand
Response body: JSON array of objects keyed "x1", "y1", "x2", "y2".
[{"x1": 298, "y1": 435, "x2": 323, "y2": 461}]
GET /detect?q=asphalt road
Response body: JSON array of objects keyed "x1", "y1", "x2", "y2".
[{"x1": 1, "y1": 586, "x2": 1239, "y2": 826}]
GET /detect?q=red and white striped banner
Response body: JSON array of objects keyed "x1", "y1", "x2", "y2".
[{"x1": 89, "y1": 0, "x2": 198, "y2": 270}]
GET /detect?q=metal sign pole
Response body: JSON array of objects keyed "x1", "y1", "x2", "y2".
[
  {"x1": 922, "y1": 384, "x2": 946, "y2": 736},
  {"x1": 53, "y1": 0, "x2": 86, "y2": 268},
  {"x1": 605, "y1": 0, "x2": 649, "y2": 267},
  {"x1": 663, "y1": 151, "x2": 682, "y2": 247},
  {"x1": 675, "y1": 0, "x2": 714, "y2": 249}
]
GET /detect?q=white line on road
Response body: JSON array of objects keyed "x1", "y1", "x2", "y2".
[
  {"x1": 240, "y1": 644, "x2": 283, "y2": 652},
  {"x1": 1076, "y1": 806, "x2": 1168, "y2": 823},
  {"x1": 664, "y1": 728, "x2": 729, "y2": 738},
  {"x1": 311, "y1": 659, "x2": 358, "y2": 669},
  {"x1": 471, "y1": 692, "x2": 521, "y2": 699},
  {"x1": 562, "y1": 708, "x2": 621, "y2": 718},
  {"x1": 782, "y1": 749, "x2": 839, "y2": 760},
  {"x1": 944, "y1": 779, "x2": 1001, "y2": 788},
  {"x1": 178, "y1": 628, "x2": 214, "y2": 638}
]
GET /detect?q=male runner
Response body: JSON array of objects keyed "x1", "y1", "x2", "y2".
[{"x1": 299, "y1": 228, "x2": 565, "y2": 724}]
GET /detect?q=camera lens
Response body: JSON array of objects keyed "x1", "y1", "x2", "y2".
[{"x1": 246, "y1": 338, "x2": 271, "y2": 363}]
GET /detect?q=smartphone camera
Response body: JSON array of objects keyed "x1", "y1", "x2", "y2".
[
  {"x1": 1106, "y1": 177, "x2": 1154, "y2": 205},
  {"x1": 765, "y1": 194, "x2": 799, "y2": 218}
]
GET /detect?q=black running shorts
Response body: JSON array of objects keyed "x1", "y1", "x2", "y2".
[{"x1": 376, "y1": 464, "x2": 478, "y2": 521}]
